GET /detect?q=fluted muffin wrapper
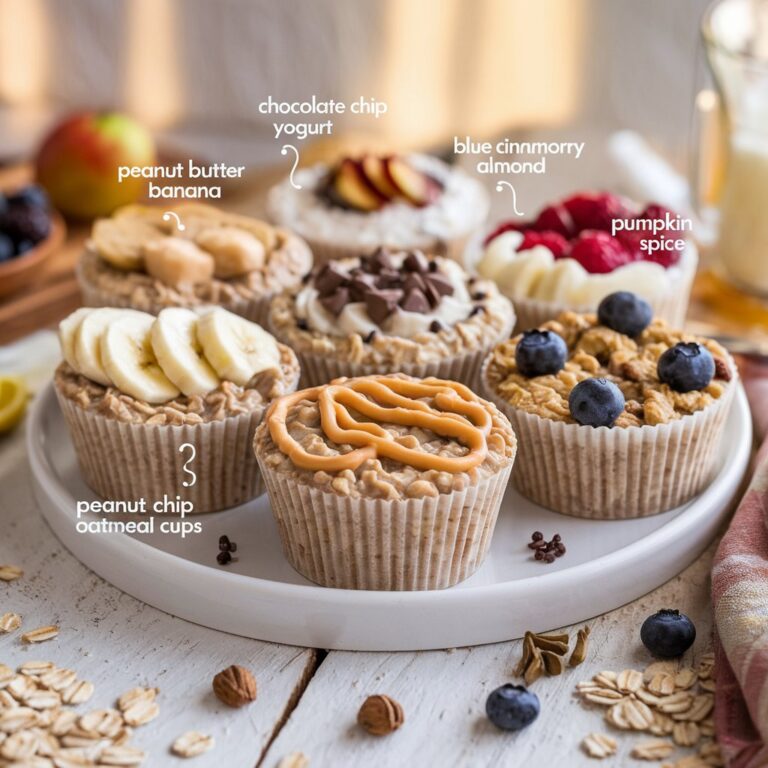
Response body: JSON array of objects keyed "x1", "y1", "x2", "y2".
[
  {"x1": 55, "y1": 390, "x2": 268, "y2": 514},
  {"x1": 76, "y1": 262, "x2": 273, "y2": 327},
  {"x1": 256, "y1": 457, "x2": 513, "y2": 590},
  {"x1": 479, "y1": 355, "x2": 737, "y2": 520}
]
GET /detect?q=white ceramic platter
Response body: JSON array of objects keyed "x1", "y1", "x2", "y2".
[{"x1": 28, "y1": 382, "x2": 751, "y2": 651}]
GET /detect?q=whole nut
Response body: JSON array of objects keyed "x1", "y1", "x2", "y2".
[
  {"x1": 357, "y1": 694, "x2": 404, "y2": 736},
  {"x1": 212, "y1": 665, "x2": 257, "y2": 708}
]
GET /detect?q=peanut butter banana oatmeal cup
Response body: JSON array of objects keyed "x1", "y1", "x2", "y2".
[
  {"x1": 77, "y1": 202, "x2": 312, "y2": 325},
  {"x1": 480, "y1": 291, "x2": 736, "y2": 519},
  {"x1": 269, "y1": 248, "x2": 514, "y2": 387},
  {"x1": 55, "y1": 305, "x2": 299, "y2": 513},
  {"x1": 254, "y1": 374, "x2": 517, "y2": 590}
]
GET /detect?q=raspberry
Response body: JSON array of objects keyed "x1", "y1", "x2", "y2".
[
  {"x1": 562, "y1": 192, "x2": 629, "y2": 233},
  {"x1": 569, "y1": 230, "x2": 632, "y2": 274},
  {"x1": 614, "y1": 230, "x2": 645, "y2": 260},
  {"x1": 483, "y1": 220, "x2": 530, "y2": 246},
  {"x1": 533, "y1": 204, "x2": 575, "y2": 237},
  {"x1": 638, "y1": 204, "x2": 683, "y2": 267},
  {"x1": 519, "y1": 230, "x2": 569, "y2": 259}
]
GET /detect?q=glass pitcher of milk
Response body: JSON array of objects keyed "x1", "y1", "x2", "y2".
[{"x1": 704, "y1": 0, "x2": 768, "y2": 295}]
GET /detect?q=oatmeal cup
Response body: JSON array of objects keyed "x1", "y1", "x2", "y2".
[
  {"x1": 475, "y1": 192, "x2": 698, "y2": 330},
  {"x1": 480, "y1": 294, "x2": 737, "y2": 519},
  {"x1": 268, "y1": 248, "x2": 514, "y2": 388},
  {"x1": 267, "y1": 153, "x2": 489, "y2": 264},
  {"x1": 55, "y1": 305, "x2": 299, "y2": 513},
  {"x1": 77, "y1": 202, "x2": 312, "y2": 326},
  {"x1": 254, "y1": 374, "x2": 517, "y2": 590}
]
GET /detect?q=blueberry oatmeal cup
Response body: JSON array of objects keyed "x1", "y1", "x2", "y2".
[
  {"x1": 254, "y1": 374, "x2": 517, "y2": 590},
  {"x1": 268, "y1": 248, "x2": 514, "y2": 387},
  {"x1": 267, "y1": 153, "x2": 489, "y2": 264},
  {"x1": 480, "y1": 292, "x2": 736, "y2": 519},
  {"x1": 55, "y1": 305, "x2": 300, "y2": 513},
  {"x1": 77, "y1": 202, "x2": 312, "y2": 325}
]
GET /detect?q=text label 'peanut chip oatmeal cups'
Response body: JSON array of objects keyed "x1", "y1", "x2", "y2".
[
  {"x1": 479, "y1": 294, "x2": 737, "y2": 520},
  {"x1": 254, "y1": 374, "x2": 517, "y2": 591},
  {"x1": 77, "y1": 202, "x2": 312, "y2": 326},
  {"x1": 267, "y1": 152, "x2": 490, "y2": 264},
  {"x1": 55, "y1": 305, "x2": 300, "y2": 513},
  {"x1": 268, "y1": 248, "x2": 515, "y2": 388}
]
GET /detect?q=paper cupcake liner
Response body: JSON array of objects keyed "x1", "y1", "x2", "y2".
[
  {"x1": 479, "y1": 356, "x2": 737, "y2": 520},
  {"x1": 56, "y1": 390, "x2": 266, "y2": 514},
  {"x1": 257, "y1": 458, "x2": 513, "y2": 590},
  {"x1": 302, "y1": 231, "x2": 473, "y2": 266},
  {"x1": 510, "y1": 250, "x2": 697, "y2": 333},
  {"x1": 76, "y1": 264, "x2": 273, "y2": 326}
]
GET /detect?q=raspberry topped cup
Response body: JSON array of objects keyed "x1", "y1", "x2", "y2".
[{"x1": 476, "y1": 192, "x2": 697, "y2": 331}]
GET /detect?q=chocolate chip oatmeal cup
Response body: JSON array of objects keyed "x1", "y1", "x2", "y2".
[
  {"x1": 268, "y1": 248, "x2": 514, "y2": 388},
  {"x1": 55, "y1": 305, "x2": 299, "y2": 513},
  {"x1": 254, "y1": 374, "x2": 517, "y2": 590},
  {"x1": 77, "y1": 202, "x2": 312, "y2": 326},
  {"x1": 480, "y1": 292, "x2": 737, "y2": 519}
]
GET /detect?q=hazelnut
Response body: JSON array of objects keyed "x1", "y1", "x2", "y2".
[
  {"x1": 212, "y1": 665, "x2": 257, "y2": 708},
  {"x1": 357, "y1": 694, "x2": 404, "y2": 736}
]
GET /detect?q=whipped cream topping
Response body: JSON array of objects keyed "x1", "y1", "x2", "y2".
[
  {"x1": 478, "y1": 231, "x2": 696, "y2": 306},
  {"x1": 267, "y1": 154, "x2": 489, "y2": 248},
  {"x1": 295, "y1": 255, "x2": 474, "y2": 339}
]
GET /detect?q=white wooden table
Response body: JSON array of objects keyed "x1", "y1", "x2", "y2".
[{"x1": 0, "y1": 335, "x2": 723, "y2": 768}]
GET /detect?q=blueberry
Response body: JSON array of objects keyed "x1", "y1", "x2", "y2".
[
  {"x1": 0, "y1": 234, "x2": 14, "y2": 262},
  {"x1": 2, "y1": 206, "x2": 50, "y2": 245},
  {"x1": 8, "y1": 185, "x2": 49, "y2": 210},
  {"x1": 485, "y1": 684, "x2": 539, "y2": 731},
  {"x1": 597, "y1": 291, "x2": 652, "y2": 337},
  {"x1": 515, "y1": 330, "x2": 567, "y2": 377},
  {"x1": 658, "y1": 342, "x2": 715, "y2": 392},
  {"x1": 15, "y1": 239, "x2": 35, "y2": 255},
  {"x1": 640, "y1": 609, "x2": 696, "y2": 658},
  {"x1": 568, "y1": 378, "x2": 625, "y2": 427}
]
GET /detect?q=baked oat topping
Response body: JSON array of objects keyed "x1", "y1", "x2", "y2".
[
  {"x1": 255, "y1": 374, "x2": 516, "y2": 500},
  {"x1": 485, "y1": 312, "x2": 733, "y2": 426}
]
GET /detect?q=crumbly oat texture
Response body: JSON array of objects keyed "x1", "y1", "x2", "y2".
[
  {"x1": 254, "y1": 375, "x2": 516, "y2": 500},
  {"x1": 270, "y1": 280, "x2": 513, "y2": 369},
  {"x1": 54, "y1": 343, "x2": 299, "y2": 426},
  {"x1": 79, "y1": 203, "x2": 312, "y2": 313},
  {"x1": 485, "y1": 312, "x2": 733, "y2": 427}
]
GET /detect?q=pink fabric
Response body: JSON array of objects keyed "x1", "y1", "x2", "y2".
[{"x1": 713, "y1": 357, "x2": 768, "y2": 768}]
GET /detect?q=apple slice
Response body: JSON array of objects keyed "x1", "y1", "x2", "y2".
[
  {"x1": 361, "y1": 155, "x2": 400, "y2": 201},
  {"x1": 333, "y1": 159, "x2": 386, "y2": 212},
  {"x1": 384, "y1": 157, "x2": 440, "y2": 207}
]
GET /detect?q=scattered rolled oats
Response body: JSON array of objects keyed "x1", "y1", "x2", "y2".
[
  {"x1": 699, "y1": 740, "x2": 724, "y2": 767},
  {"x1": 39, "y1": 668, "x2": 77, "y2": 692},
  {"x1": 696, "y1": 654, "x2": 715, "y2": 681},
  {"x1": 21, "y1": 626, "x2": 59, "y2": 644},
  {"x1": 644, "y1": 661, "x2": 679, "y2": 683},
  {"x1": 0, "y1": 664, "x2": 14, "y2": 686},
  {"x1": 20, "y1": 661, "x2": 55, "y2": 677},
  {"x1": 116, "y1": 687, "x2": 158, "y2": 714},
  {"x1": 99, "y1": 744, "x2": 146, "y2": 766},
  {"x1": 121, "y1": 698, "x2": 159, "y2": 727},
  {"x1": 648, "y1": 673, "x2": 677, "y2": 696},
  {"x1": 0, "y1": 565, "x2": 23, "y2": 582},
  {"x1": 24, "y1": 690, "x2": 61, "y2": 710},
  {"x1": 171, "y1": 731, "x2": 214, "y2": 758},
  {"x1": 0, "y1": 706, "x2": 39, "y2": 733},
  {"x1": 61, "y1": 679, "x2": 94, "y2": 705},
  {"x1": 616, "y1": 669, "x2": 644, "y2": 694},
  {"x1": 673, "y1": 695, "x2": 713, "y2": 723},
  {"x1": 582, "y1": 732, "x2": 617, "y2": 759},
  {"x1": 606, "y1": 698, "x2": 655, "y2": 731},
  {"x1": 675, "y1": 668, "x2": 698, "y2": 691},
  {"x1": 277, "y1": 753, "x2": 310, "y2": 768},
  {"x1": 673, "y1": 721, "x2": 701, "y2": 747},
  {"x1": 0, "y1": 613, "x2": 22, "y2": 633},
  {"x1": 657, "y1": 692, "x2": 694, "y2": 714},
  {"x1": 631, "y1": 738, "x2": 676, "y2": 760}
]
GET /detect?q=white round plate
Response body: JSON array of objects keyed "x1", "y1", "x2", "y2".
[{"x1": 28, "y1": 382, "x2": 751, "y2": 651}]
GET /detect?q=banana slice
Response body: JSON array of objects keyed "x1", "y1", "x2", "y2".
[
  {"x1": 197, "y1": 309, "x2": 280, "y2": 386},
  {"x1": 151, "y1": 308, "x2": 220, "y2": 396},
  {"x1": 222, "y1": 213, "x2": 279, "y2": 252},
  {"x1": 477, "y1": 231, "x2": 523, "y2": 280},
  {"x1": 495, "y1": 246, "x2": 554, "y2": 299},
  {"x1": 144, "y1": 237, "x2": 215, "y2": 288},
  {"x1": 100, "y1": 312, "x2": 180, "y2": 403},
  {"x1": 73, "y1": 307, "x2": 137, "y2": 386},
  {"x1": 532, "y1": 258, "x2": 587, "y2": 302},
  {"x1": 568, "y1": 261, "x2": 667, "y2": 306},
  {"x1": 196, "y1": 227, "x2": 265, "y2": 278},
  {"x1": 59, "y1": 307, "x2": 94, "y2": 370},
  {"x1": 92, "y1": 217, "x2": 163, "y2": 271}
]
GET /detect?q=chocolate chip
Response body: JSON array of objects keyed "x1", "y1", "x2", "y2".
[
  {"x1": 368, "y1": 247, "x2": 395, "y2": 273},
  {"x1": 315, "y1": 263, "x2": 348, "y2": 296},
  {"x1": 320, "y1": 286, "x2": 351, "y2": 316},
  {"x1": 403, "y1": 272, "x2": 427, "y2": 293},
  {"x1": 375, "y1": 268, "x2": 400, "y2": 288},
  {"x1": 364, "y1": 330, "x2": 377, "y2": 344},
  {"x1": 468, "y1": 305, "x2": 485, "y2": 318},
  {"x1": 423, "y1": 281, "x2": 441, "y2": 308},
  {"x1": 404, "y1": 251, "x2": 429, "y2": 273},
  {"x1": 400, "y1": 288, "x2": 431, "y2": 313},
  {"x1": 297, "y1": 318, "x2": 308, "y2": 331},
  {"x1": 301, "y1": 271, "x2": 312, "y2": 284},
  {"x1": 428, "y1": 260, "x2": 439, "y2": 272},
  {"x1": 217, "y1": 550, "x2": 232, "y2": 566},
  {"x1": 714, "y1": 356, "x2": 732, "y2": 381},
  {"x1": 429, "y1": 320, "x2": 443, "y2": 333},
  {"x1": 423, "y1": 272, "x2": 454, "y2": 297},
  {"x1": 349, "y1": 274, "x2": 376, "y2": 301},
  {"x1": 365, "y1": 289, "x2": 403, "y2": 324},
  {"x1": 219, "y1": 535, "x2": 231, "y2": 551},
  {"x1": 472, "y1": 291, "x2": 487, "y2": 301}
]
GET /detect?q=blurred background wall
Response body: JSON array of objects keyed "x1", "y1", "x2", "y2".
[{"x1": 0, "y1": 0, "x2": 711, "y2": 168}]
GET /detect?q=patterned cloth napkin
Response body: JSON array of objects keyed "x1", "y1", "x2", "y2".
[{"x1": 713, "y1": 356, "x2": 768, "y2": 768}]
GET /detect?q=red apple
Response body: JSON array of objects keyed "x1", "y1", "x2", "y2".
[
  {"x1": 34, "y1": 112, "x2": 156, "y2": 220},
  {"x1": 361, "y1": 155, "x2": 400, "y2": 200},
  {"x1": 334, "y1": 159, "x2": 386, "y2": 212}
]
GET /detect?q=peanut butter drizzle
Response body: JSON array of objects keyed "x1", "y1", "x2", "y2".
[{"x1": 267, "y1": 376, "x2": 492, "y2": 473}]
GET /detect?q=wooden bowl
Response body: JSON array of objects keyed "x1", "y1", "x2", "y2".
[{"x1": 0, "y1": 211, "x2": 66, "y2": 300}]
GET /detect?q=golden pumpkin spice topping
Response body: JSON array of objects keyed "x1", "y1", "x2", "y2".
[{"x1": 267, "y1": 376, "x2": 493, "y2": 474}]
